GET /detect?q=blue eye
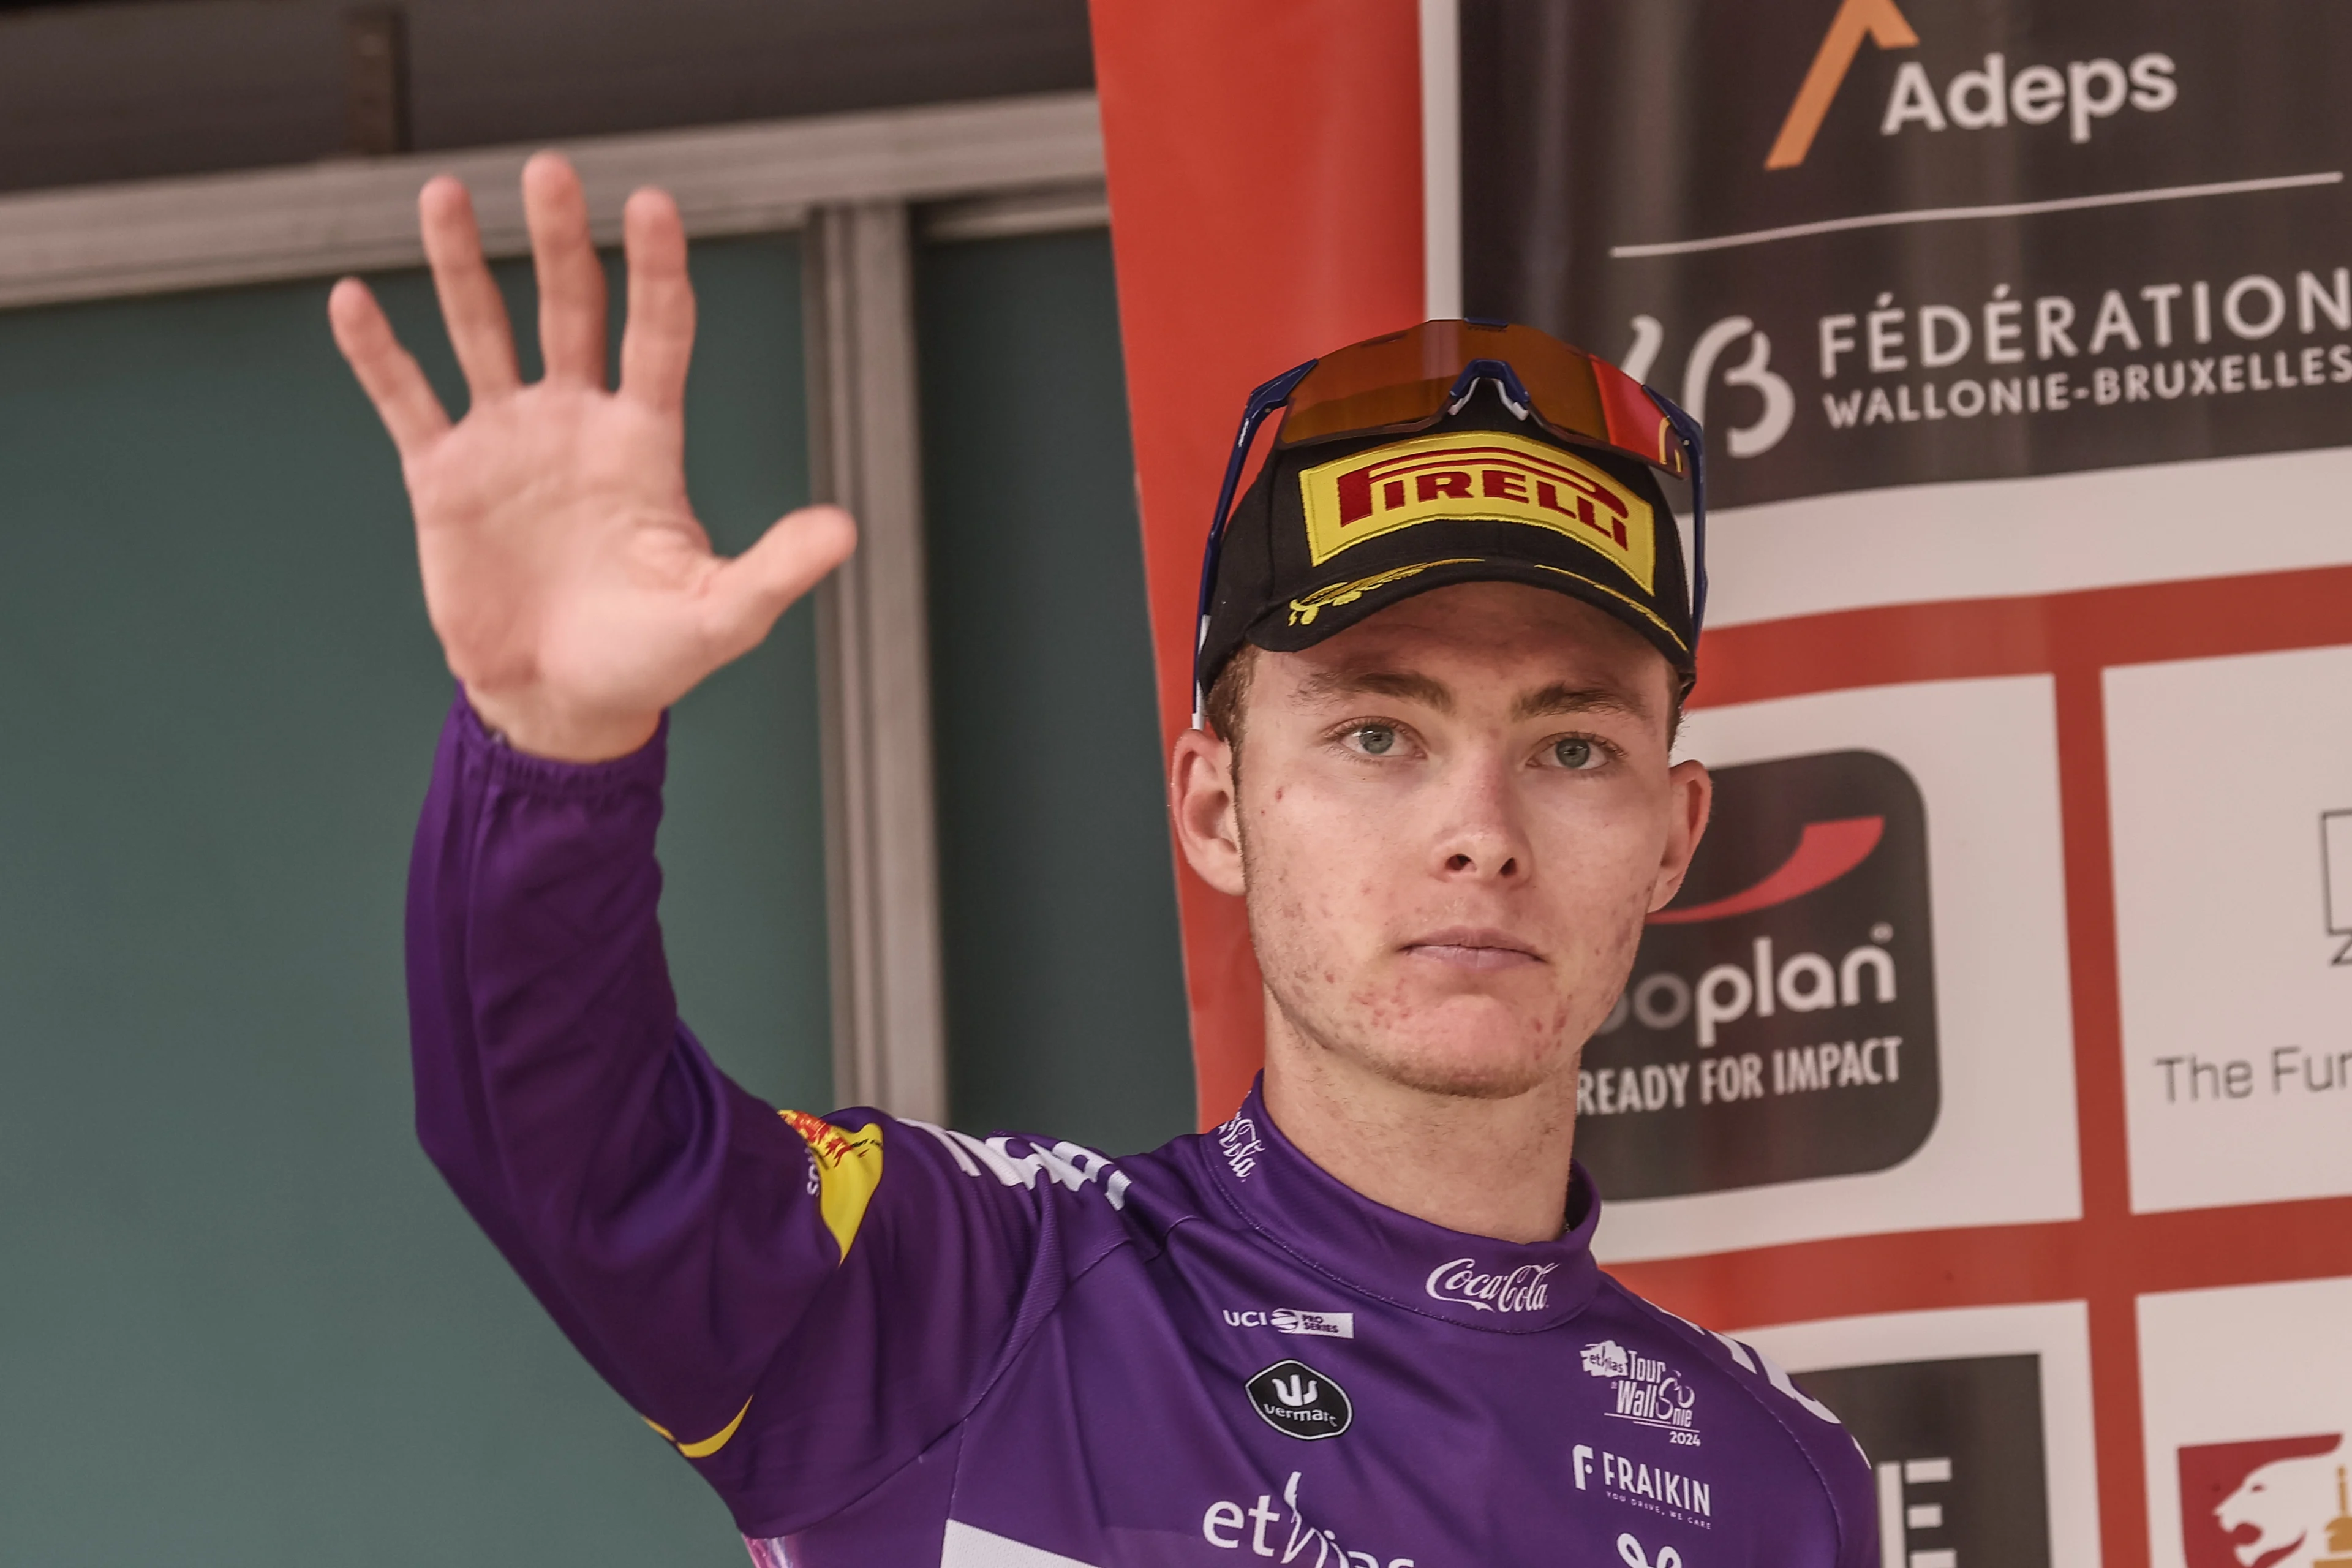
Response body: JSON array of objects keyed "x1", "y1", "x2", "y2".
[
  {"x1": 1555, "y1": 737, "x2": 1595, "y2": 769},
  {"x1": 1355, "y1": 725, "x2": 1397, "y2": 756}
]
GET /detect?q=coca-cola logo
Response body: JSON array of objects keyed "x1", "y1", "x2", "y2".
[
  {"x1": 1425, "y1": 1257, "x2": 1559, "y2": 1314},
  {"x1": 1218, "y1": 1114, "x2": 1264, "y2": 1180}
]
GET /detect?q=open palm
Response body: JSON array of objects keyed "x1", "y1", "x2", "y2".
[{"x1": 329, "y1": 153, "x2": 856, "y2": 761}]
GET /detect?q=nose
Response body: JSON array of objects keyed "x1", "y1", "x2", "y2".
[{"x1": 1431, "y1": 749, "x2": 1532, "y2": 883}]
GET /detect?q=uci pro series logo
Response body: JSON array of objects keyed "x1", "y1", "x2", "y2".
[{"x1": 1575, "y1": 750, "x2": 1942, "y2": 1201}]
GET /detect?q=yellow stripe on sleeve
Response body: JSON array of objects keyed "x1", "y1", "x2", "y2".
[
  {"x1": 643, "y1": 1396, "x2": 754, "y2": 1460},
  {"x1": 778, "y1": 1109, "x2": 885, "y2": 1262},
  {"x1": 631, "y1": 1113, "x2": 886, "y2": 1463},
  {"x1": 676, "y1": 1397, "x2": 753, "y2": 1458}
]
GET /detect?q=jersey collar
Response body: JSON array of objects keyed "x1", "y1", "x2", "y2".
[{"x1": 1200, "y1": 1080, "x2": 1604, "y2": 1333}]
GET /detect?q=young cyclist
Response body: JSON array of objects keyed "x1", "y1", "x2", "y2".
[{"x1": 331, "y1": 153, "x2": 1875, "y2": 1568}]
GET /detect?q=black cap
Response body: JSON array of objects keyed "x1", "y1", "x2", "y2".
[{"x1": 1196, "y1": 391, "x2": 1697, "y2": 710}]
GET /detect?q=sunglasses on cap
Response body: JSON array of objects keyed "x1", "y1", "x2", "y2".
[{"x1": 1193, "y1": 319, "x2": 1709, "y2": 721}]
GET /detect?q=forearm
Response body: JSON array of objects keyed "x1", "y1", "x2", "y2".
[{"x1": 405, "y1": 693, "x2": 830, "y2": 1437}]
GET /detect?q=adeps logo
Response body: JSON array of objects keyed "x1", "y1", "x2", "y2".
[
  {"x1": 1764, "y1": 0, "x2": 2179, "y2": 170},
  {"x1": 1617, "y1": 0, "x2": 2190, "y2": 456}
]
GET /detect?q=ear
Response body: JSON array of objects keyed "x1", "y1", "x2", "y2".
[
  {"x1": 1647, "y1": 759, "x2": 1713, "y2": 912},
  {"x1": 1169, "y1": 725, "x2": 1248, "y2": 897}
]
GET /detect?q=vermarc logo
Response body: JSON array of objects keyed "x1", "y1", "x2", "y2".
[
  {"x1": 1246, "y1": 1359, "x2": 1354, "y2": 1441},
  {"x1": 1425, "y1": 1257, "x2": 1558, "y2": 1314}
]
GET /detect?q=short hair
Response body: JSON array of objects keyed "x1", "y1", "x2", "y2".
[{"x1": 1202, "y1": 644, "x2": 1258, "y2": 756}]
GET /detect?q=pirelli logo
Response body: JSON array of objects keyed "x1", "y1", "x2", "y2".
[{"x1": 1297, "y1": 429, "x2": 1656, "y2": 590}]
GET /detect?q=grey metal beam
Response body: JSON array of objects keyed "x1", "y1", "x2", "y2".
[
  {"x1": 804, "y1": 200, "x2": 949, "y2": 1121},
  {"x1": 0, "y1": 91, "x2": 1102, "y2": 309}
]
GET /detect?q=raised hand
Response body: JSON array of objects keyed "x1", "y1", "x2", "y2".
[{"x1": 329, "y1": 153, "x2": 857, "y2": 761}]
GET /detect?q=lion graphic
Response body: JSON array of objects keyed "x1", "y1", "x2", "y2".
[{"x1": 2217, "y1": 1453, "x2": 2339, "y2": 1568}]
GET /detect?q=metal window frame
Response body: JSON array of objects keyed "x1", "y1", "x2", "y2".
[{"x1": 0, "y1": 91, "x2": 1110, "y2": 1120}]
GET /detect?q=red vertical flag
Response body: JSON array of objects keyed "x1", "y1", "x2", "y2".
[{"x1": 1088, "y1": 0, "x2": 1427, "y2": 1126}]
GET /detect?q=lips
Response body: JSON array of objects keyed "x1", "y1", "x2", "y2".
[{"x1": 1401, "y1": 926, "x2": 1544, "y2": 970}]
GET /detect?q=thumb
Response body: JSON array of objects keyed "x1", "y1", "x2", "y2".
[{"x1": 699, "y1": 504, "x2": 858, "y2": 656}]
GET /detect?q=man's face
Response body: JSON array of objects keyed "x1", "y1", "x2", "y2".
[{"x1": 1173, "y1": 581, "x2": 1711, "y2": 1101}]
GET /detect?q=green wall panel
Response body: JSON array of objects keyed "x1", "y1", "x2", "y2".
[
  {"x1": 916, "y1": 228, "x2": 1196, "y2": 1155},
  {"x1": 0, "y1": 235, "x2": 825, "y2": 1564}
]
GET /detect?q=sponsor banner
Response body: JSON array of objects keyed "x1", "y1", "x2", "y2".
[
  {"x1": 1589, "y1": 676, "x2": 2078, "y2": 1262},
  {"x1": 1101, "y1": 7, "x2": 2352, "y2": 1558},
  {"x1": 2139, "y1": 1275, "x2": 2352, "y2": 1568},
  {"x1": 1457, "y1": 0, "x2": 2352, "y2": 1545},
  {"x1": 1461, "y1": 0, "x2": 2352, "y2": 508},
  {"x1": 1460, "y1": 0, "x2": 2352, "y2": 628},
  {"x1": 1741, "y1": 1302, "x2": 2103, "y2": 1568},
  {"x1": 2107, "y1": 643, "x2": 2352, "y2": 1213}
]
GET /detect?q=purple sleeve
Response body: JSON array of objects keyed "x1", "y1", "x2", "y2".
[{"x1": 405, "y1": 697, "x2": 1058, "y2": 1528}]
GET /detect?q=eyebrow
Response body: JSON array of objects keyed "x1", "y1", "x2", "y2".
[
  {"x1": 1511, "y1": 682, "x2": 1654, "y2": 725},
  {"x1": 1294, "y1": 668, "x2": 1454, "y2": 714},
  {"x1": 1292, "y1": 669, "x2": 1653, "y2": 726}
]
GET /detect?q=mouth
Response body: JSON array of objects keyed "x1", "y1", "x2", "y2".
[{"x1": 1401, "y1": 926, "x2": 1544, "y2": 971}]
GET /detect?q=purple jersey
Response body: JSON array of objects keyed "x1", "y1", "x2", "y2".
[{"x1": 409, "y1": 698, "x2": 1878, "y2": 1567}]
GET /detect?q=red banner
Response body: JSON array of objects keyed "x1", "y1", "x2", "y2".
[{"x1": 1090, "y1": 0, "x2": 1426, "y2": 1126}]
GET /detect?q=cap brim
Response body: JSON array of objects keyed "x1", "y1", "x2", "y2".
[{"x1": 1243, "y1": 553, "x2": 1695, "y2": 684}]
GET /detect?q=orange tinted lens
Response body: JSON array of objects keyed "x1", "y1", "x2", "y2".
[
  {"x1": 1485, "y1": 322, "x2": 1609, "y2": 446},
  {"x1": 1276, "y1": 321, "x2": 1477, "y2": 443},
  {"x1": 1279, "y1": 320, "x2": 1618, "y2": 454}
]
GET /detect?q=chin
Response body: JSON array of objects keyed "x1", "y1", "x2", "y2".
[
  {"x1": 1355, "y1": 1006, "x2": 1567, "y2": 1101},
  {"x1": 1267, "y1": 956, "x2": 1590, "y2": 1102},
  {"x1": 1368, "y1": 1044, "x2": 1552, "y2": 1101}
]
